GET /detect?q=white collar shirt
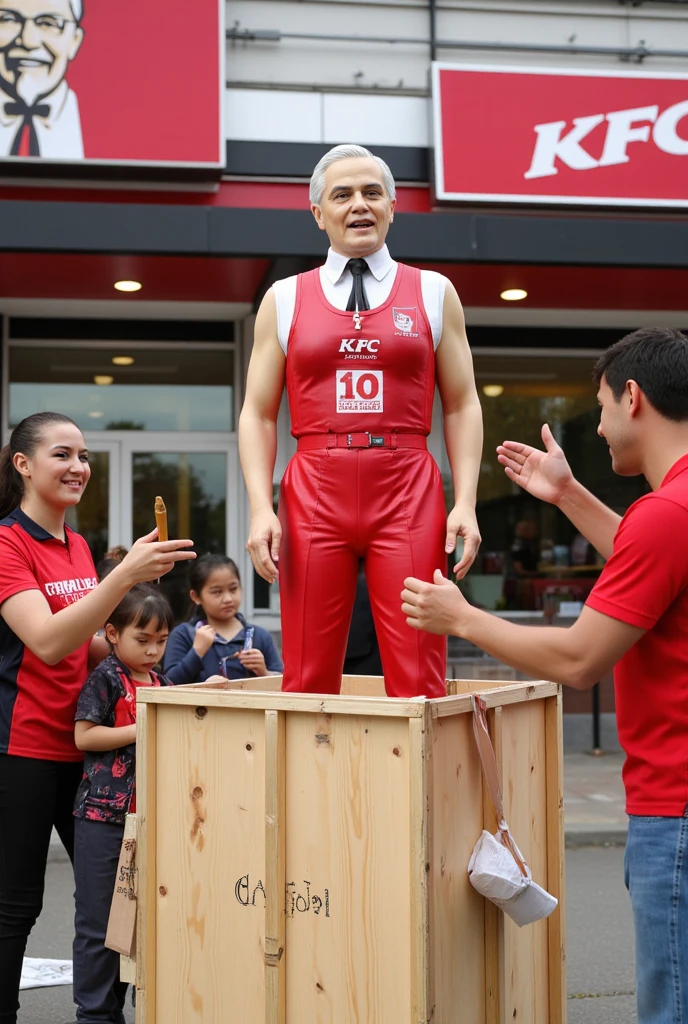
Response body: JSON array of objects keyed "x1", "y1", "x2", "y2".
[
  {"x1": 0, "y1": 81, "x2": 84, "y2": 159},
  {"x1": 319, "y1": 244, "x2": 398, "y2": 310}
]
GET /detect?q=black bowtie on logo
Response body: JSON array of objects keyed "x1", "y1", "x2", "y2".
[{"x1": 5, "y1": 99, "x2": 50, "y2": 156}]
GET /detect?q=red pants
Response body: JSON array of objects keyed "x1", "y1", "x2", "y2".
[{"x1": 278, "y1": 447, "x2": 447, "y2": 698}]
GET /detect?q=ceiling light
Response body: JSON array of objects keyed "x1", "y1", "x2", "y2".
[
  {"x1": 94, "y1": 375, "x2": 114, "y2": 386},
  {"x1": 114, "y1": 280, "x2": 142, "y2": 293},
  {"x1": 482, "y1": 384, "x2": 504, "y2": 398},
  {"x1": 88, "y1": 410, "x2": 104, "y2": 418},
  {"x1": 112, "y1": 356, "x2": 135, "y2": 366},
  {"x1": 500, "y1": 288, "x2": 528, "y2": 302}
]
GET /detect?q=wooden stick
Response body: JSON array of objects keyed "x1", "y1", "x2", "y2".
[{"x1": 154, "y1": 497, "x2": 168, "y2": 542}]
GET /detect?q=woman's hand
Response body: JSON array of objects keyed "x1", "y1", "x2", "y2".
[
  {"x1": 117, "y1": 529, "x2": 196, "y2": 585},
  {"x1": 237, "y1": 648, "x2": 268, "y2": 677},
  {"x1": 193, "y1": 624, "x2": 216, "y2": 657}
]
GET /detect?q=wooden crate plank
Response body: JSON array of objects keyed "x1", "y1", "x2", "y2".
[
  {"x1": 265, "y1": 711, "x2": 286, "y2": 1024},
  {"x1": 433, "y1": 682, "x2": 559, "y2": 718},
  {"x1": 483, "y1": 707, "x2": 502, "y2": 1024},
  {"x1": 154, "y1": 705, "x2": 267, "y2": 1024},
  {"x1": 138, "y1": 687, "x2": 425, "y2": 717},
  {"x1": 284, "y1": 711, "x2": 413, "y2": 1024},
  {"x1": 135, "y1": 703, "x2": 156, "y2": 1024},
  {"x1": 500, "y1": 700, "x2": 550, "y2": 1024},
  {"x1": 187, "y1": 676, "x2": 388, "y2": 697},
  {"x1": 430, "y1": 710, "x2": 485, "y2": 1024},
  {"x1": 545, "y1": 692, "x2": 567, "y2": 1024},
  {"x1": 409, "y1": 712, "x2": 431, "y2": 1023},
  {"x1": 119, "y1": 813, "x2": 137, "y2": 985}
]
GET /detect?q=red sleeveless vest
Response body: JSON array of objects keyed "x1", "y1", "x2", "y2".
[{"x1": 285, "y1": 263, "x2": 436, "y2": 438}]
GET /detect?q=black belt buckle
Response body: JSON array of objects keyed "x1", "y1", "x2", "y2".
[{"x1": 369, "y1": 434, "x2": 385, "y2": 448}]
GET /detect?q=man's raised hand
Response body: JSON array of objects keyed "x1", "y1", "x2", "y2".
[{"x1": 496, "y1": 423, "x2": 574, "y2": 506}]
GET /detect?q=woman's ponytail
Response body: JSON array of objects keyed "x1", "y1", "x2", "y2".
[
  {"x1": 0, "y1": 412, "x2": 78, "y2": 521},
  {"x1": 0, "y1": 443, "x2": 23, "y2": 521}
]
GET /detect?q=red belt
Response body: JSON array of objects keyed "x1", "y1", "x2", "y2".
[{"x1": 297, "y1": 432, "x2": 428, "y2": 451}]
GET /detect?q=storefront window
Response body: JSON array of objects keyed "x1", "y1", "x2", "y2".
[
  {"x1": 8, "y1": 344, "x2": 234, "y2": 432},
  {"x1": 443, "y1": 352, "x2": 648, "y2": 613}
]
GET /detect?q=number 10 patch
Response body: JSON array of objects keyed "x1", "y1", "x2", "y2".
[{"x1": 336, "y1": 370, "x2": 383, "y2": 413}]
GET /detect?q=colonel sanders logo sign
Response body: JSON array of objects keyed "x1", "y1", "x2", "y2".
[
  {"x1": 0, "y1": 0, "x2": 223, "y2": 166},
  {"x1": 0, "y1": 0, "x2": 84, "y2": 157}
]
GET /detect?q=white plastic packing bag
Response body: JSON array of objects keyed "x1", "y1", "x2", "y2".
[{"x1": 467, "y1": 695, "x2": 558, "y2": 928}]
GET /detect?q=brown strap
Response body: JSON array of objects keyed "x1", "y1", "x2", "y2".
[{"x1": 471, "y1": 695, "x2": 529, "y2": 878}]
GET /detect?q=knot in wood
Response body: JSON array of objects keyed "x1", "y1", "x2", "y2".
[{"x1": 195, "y1": 706, "x2": 208, "y2": 719}]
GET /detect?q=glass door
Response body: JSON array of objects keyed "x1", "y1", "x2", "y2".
[
  {"x1": 65, "y1": 440, "x2": 122, "y2": 568},
  {"x1": 78, "y1": 435, "x2": 238, "y2": 621},
  {"x1": 128, "y1": 446, "x2": 233, "y2": 621}
]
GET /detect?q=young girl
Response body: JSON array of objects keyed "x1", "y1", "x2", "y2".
[
  {"x1": 72, "y1": 584, "x2": 173, "y2": 1024},
  {"x1": 164, "y1": 554, "x2": 283, "y2": 683},
  {"x1": 0, "y1": 412, "x2": 194, "y2": 1024}
]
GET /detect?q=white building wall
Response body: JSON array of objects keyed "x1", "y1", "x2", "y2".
[{"x1": 225, "y1": 0, "x2": 688, "y2": 147}]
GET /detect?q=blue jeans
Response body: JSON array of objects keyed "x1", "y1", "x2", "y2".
[{"x1": 625, "y1": 814, "x2": 688, "y2": 1024}]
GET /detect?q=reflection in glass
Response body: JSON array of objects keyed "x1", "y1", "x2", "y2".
[
  {"x1": 132, "y1": 452, "x2": 227, "y2": 622},
  {"x1": 65, "y1": 452, "x2": 110, "y2": 567},
  {"x1": 9, "y1": 344, "x2": 234, "y2": 432},
  {"x1": 442, "y1": 353, "x2": 648, "y2": 612}
]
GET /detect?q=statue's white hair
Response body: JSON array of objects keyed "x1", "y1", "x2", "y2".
[
  {"x1": 69, "y1": 0, "x2": 83, "y2": 22},
  {"x1": 309, "y1": 144, "x2": 396, "y2": 206}
]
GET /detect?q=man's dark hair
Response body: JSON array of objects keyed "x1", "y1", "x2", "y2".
[{"x1": 593, "y1": 327, "x2": 688, "y2": 422}]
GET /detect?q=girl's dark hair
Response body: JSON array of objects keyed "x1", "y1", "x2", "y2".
[
  {"x1": 106, "y1": 584, "x2": 174, "y2": 640},
  {"x1": 188, "y1": 553, "x2": 241, "y2": 622},
  {"x1": 0, "y1": 412, "x2": 80, "y2": 520},
  {"x1": 96, "y1": 546, "x2": 129, "y2": 582}
]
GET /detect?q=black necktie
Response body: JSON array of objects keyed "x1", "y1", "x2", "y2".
[
  {"x1": 345, "y1": 258, "x2": 370, "y2": 312},
  {"x1": 5, "y1": 100, "x2": 50, "y2": 157}
]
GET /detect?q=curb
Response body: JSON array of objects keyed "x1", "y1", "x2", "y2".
[{"x1": 565, "y1": 829, "x2": 627, "y2": 849}]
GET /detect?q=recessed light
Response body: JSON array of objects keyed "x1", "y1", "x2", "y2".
[
  {"x1": 112, "y1": 356, "x2": 135, "y2": 366},
  {"x1": 88, "y1": 410, "x2": 104, "y2": 418},
  {"x1": 500, "y1": 288, "x2": 528, "y2": 302},
  {"x1": 94, "y1": 375, "x2": 114, "y2": 386},
  {"x1": 114, "y1": 280, "x2": 142, "y2": 293},
  {"x1": 482, "y1": 385, "x2": 504, "y2": 398}
]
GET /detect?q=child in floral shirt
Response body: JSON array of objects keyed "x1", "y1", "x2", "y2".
[{"x1": 72, "y1": 584, "x2": 173, "y2": 1024}]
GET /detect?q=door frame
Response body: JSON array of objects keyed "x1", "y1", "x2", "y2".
[{"x1": 83, "y1": 431, "x2": 240, "y2": 571}]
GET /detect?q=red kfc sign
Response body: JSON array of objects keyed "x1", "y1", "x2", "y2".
[
  {"x1": 432, "y1": 63, "x2": 688, "y2": 208},
  {"x1": 0, "y1": 0, "x2": 224, "y2": 168}
]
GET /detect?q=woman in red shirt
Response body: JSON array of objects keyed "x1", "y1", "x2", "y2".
[{"x1": 0, "y1": 412, "x2": 195, "y2": 1024}]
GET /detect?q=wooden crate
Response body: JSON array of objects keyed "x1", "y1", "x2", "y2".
[{"x1": 134, "y1": 676, "x2": 566, "y2": 1024}]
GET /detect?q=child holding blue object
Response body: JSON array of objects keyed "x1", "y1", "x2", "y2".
[{"x1": 163, "y1": 554, "x2": 283, "y2": 684}]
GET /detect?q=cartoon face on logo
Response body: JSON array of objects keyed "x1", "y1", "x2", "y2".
[
  {"x1": 0, "y1": 0, "x2": 84, "y2": 158},
  {"x1": 393, "y1": 308, "x2": 415, "y2": 334}
]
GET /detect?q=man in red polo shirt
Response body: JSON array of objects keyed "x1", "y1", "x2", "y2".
[{"x1": 402, "y1": 326, "x2": 688, "y2": 1024}]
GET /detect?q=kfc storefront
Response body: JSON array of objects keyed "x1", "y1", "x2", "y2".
[{"x1": 1, "y1": 20, "x2": 688, "y2": 641}]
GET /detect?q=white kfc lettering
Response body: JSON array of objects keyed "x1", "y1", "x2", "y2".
[
  {"x1": 654, "y1": 100, "x2": 688, "y2": 155},
  {"x1": 524, "y1": 100, "x2": 688, "y2": 179},
  {"x1": 339, "y1": 338, "x2": 380, "y2": 354},
  {"x1": 525, "y1": 114, "x2": 604, "y2": 179}
]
